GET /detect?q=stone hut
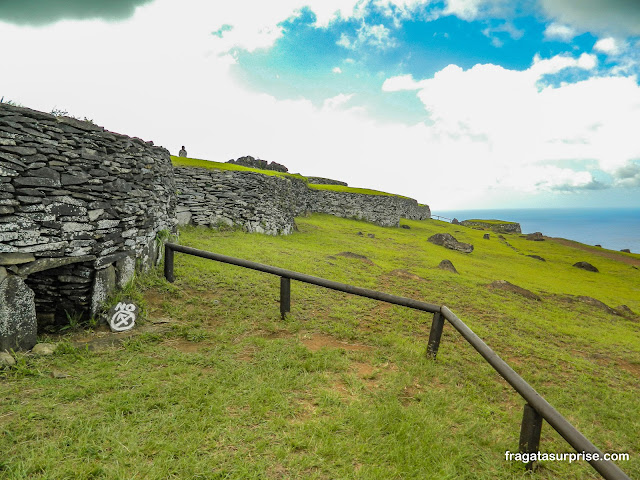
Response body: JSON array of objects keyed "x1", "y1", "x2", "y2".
[{"x1": 0, "y1": 103, "x2": 176, "y2": 350}]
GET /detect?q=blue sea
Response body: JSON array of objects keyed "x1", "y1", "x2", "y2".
[{"x1": 433, "y1": 208, "x2": 640, "y2": 254}]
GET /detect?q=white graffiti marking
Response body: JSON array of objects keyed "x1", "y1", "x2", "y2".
[{"x1": 109, "y1": 302, "x2": 136, "y2": 332}]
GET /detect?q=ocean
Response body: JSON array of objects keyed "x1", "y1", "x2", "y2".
[{"x1": 433, "y1": 208, "x2": 640, "y2": 254}]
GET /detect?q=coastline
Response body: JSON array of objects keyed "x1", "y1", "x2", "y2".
[{"x1": 434, "y1": 207, "x2": 640, "y2": 254}]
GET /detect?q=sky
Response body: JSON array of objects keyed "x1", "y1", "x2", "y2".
[{"x1": 1, "y1": 0, "x2": 639, "y2": 210}]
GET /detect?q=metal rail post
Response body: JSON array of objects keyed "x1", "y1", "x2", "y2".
[
  {"x1": 427, "y1": 311, "x2": 445, "y2": 359},
  {"x1": 164, "y1": 243, "x2": 174, "y2": 283},
  {"x1": 519, "y1": 403, "x2": 543, "y2": 471},
  {"x1": 280, "y1": 277, "x2": 291, "y2": 319}
]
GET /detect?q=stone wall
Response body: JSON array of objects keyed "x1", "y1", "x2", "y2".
[
  {"x1": 174, "y1": 167, "x2": 430, "y2": 233},
  {"x1": 0, "y1": 103, "x2": 176, "y2": 342},
  {"x1": 226, "y1": 155, "x2": 288, "y2": 173},
  {"x1": 308, "y1": 189, "x2": 430, "y2": 228},
  {"x1": 174, "y1": 167, "x2": 309, "y2": 235},
  {"x1": 460, "y1": 220, "x2": 522, "y2": 234},
  {"x1": 306, "y1": 177, "x2": 348, "y2": 186}
]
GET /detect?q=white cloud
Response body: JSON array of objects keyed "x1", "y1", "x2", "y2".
[
  {"x1": 543, "y1": 23, "x2": 576, "y2": 41},
  {"x1": 444, "y1": 0, "x2": 482, "y2": 21},
  {"x1": 336, "y1": 21, "x2": 397, "y2": 50},
  {"x1": 332, "y1": 66, "x2": 343, "y2": 73},
  {"x1": 336, "y1": 32, "x2": 353, "y2": 48},
  {"x1": 593, "y1": 37, "x2": 624, "y2": 55},
  {"x1": 383, "y1": 53, "x2": 640, "y2": 196},
  {"x1": 322, "y1": 93, "x2": 354, "y2": 110},
  {"x1": 381, "y1": 74, "x2": 425, "y2": 91},
  {"x1": 359, "y1": 23, "x2": 397, "y2": 48},
  {"x1": 529, "y1": 52, "x2": 597, "y2": 78}
]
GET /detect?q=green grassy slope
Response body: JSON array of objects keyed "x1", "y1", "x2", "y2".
[{"x1": 1, "y1": 215, "x2": 638, "y2": 479}]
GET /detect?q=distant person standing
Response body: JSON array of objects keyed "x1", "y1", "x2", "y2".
[{"x1": 178, "y1": 146, "x2": 187, "y2": 157}]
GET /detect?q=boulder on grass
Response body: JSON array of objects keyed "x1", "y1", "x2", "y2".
[
  {"x1": 438, "y1": 260, "x2": 458, "y2": 274},
  {"x1": 428, "y1": 233, "x2": 473, "y2": 254},
  {"x1": 526, "y1": 232, "x2": 544, "y2": 241},
  {"x1": 573, "y1": 261, "x2": 598, "y2": 273}
]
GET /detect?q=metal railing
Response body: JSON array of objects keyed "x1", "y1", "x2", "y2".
[{"x1": 163, "y1": 242, "x2": 630, "y2": 480}]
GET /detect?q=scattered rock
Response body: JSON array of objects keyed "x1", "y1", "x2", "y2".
[
  {"x1": 0, "y1": 351, "x2": 16, "y2": 367},
  {"x1": 32, "y1": 343, "x2": 56, "y2": 355},
  {"x1": 483, "y1": 233, "x2": 490, "y2": 240},
  {"x1": 525, "y1": 232, "x2": 544, "y2": 241},
  {"x1": 337, "y1": 252, "x2": 374, "y2": 265},
  {"x1": 226, "y1": 155, "x2": 288, "y2": 172},
  {"x1": 401, "y1": 225, "x2": 410, "y2": 229},
  {"x1": 595, "y1": 244, "x2": 602, "y2": 248},
  {"x1": 573, "y1": 261, "x2": 598, "y2": 273},
  {"x1": 438, "y1": 260, "x2": 458, "y2": 274},
  {"x1": 367, "y1": 233, "x2": 375, "y2": 238},
  {"x1": 427, "y1": 233, "x2": 473, "y2": 254},
  {"x1": 526, "y1": 255, "x2": 546, "y2": 262},
  {"x1": 498, "y1": 235, "x2": 505, "y2": 240},
  {"x1": 357, "y1": 231, "x2": 363, "y2": 236},
  {"x1": 489, "y1": 280, "x2": 541, "y2": 301},
  {"x1": 620, "y1": 248, "x2": 631, "y2": 253},
  {"x1": 451, "y1": 218, "x2": 460, "y2": 225}
]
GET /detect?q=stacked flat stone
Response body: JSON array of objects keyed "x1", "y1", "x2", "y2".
[
  {"x1": 175, "y1": 168, "x2": 309, "y2": 235},
  {"x1": 306, "y1": 177, "x2": 348, "y2": 186},
  {"x1": 0, "y1": 103, "x2": 176, "y2": 341},
  {"x1": 309, "y1": 189, "x2": 430, "y2": 227},
  {"x1": 226, "y1": 155, "x2": 289, "y2": 173},
  {"x1": 174, "y1": 167, "x2": 430, "y2": 232}
]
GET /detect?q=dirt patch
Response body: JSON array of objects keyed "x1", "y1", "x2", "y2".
[
  {"x1": 71, "y1": 319, "x2": 175, "y2": 352},
  {"x1": 388, "y1": 269, "x2": 427, "y2": 281},
  {"x1": 352, "y1": 361, "x2": 375, "y2": 378},
  {"x1": 289, "y1": 398, "x2": 319, "y2": 425},
  {"x1": 336, "y1": 252, "x2": 374, "y2": 265},
  {"x1": 301, "y1": 333, "x2": 372, "y2": 352},
  {"x1": 263, "y1": 330, "x2": 294, "y2": 340},
  {"x1": 488, "y1": 280, "x2": 541, "y2": 301},
  {"x1": 399, "y1": 382, "x2": 424, "y2": 405},
  {"x1": 549, "y1": 237, "x2": 640, "y2": 267},
  {"x1": 616, "y1": 360, "x2": 640, "y2": 377},
  {"x1": 164, "y1": 338, "x2": 206, "y2": 353}
]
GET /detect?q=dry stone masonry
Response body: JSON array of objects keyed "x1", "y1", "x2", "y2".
[
  {"x1": 226, "y1": 155, "x2": 288, "y2": 173},
  {"x1": 0, "y1": 103, "x2": 176, "y2": 348},
  {"x1": 174, "y1": 167, "x2": 309, "y2": 235},
  {"x1": 174, "y1": 167, "x2": 430, "y2": 232}
]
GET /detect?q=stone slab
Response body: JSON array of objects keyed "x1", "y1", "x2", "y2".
[
  {"x1": 0, "y1": 274, "x2": 37, "y2": 351},
  {"x1": 17, "y1": 255, "x2": 96, "y2": 275}
]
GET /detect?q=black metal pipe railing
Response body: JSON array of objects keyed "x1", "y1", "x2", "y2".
[
  {"x1": 165, "y1": 243, "x2": 440, "y2": 314},
  {"x1": 163, "y1": 242, "x2": 630, "y2": 480}
]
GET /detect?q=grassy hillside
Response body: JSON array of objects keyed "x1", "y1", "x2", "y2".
[{"x1": 1, "y1": 215, "x2": 638, "y2": 479}]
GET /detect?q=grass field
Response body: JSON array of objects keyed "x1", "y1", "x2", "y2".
[{"x1": 1, "y1": 215, "x2": 638, "y2": 479}]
